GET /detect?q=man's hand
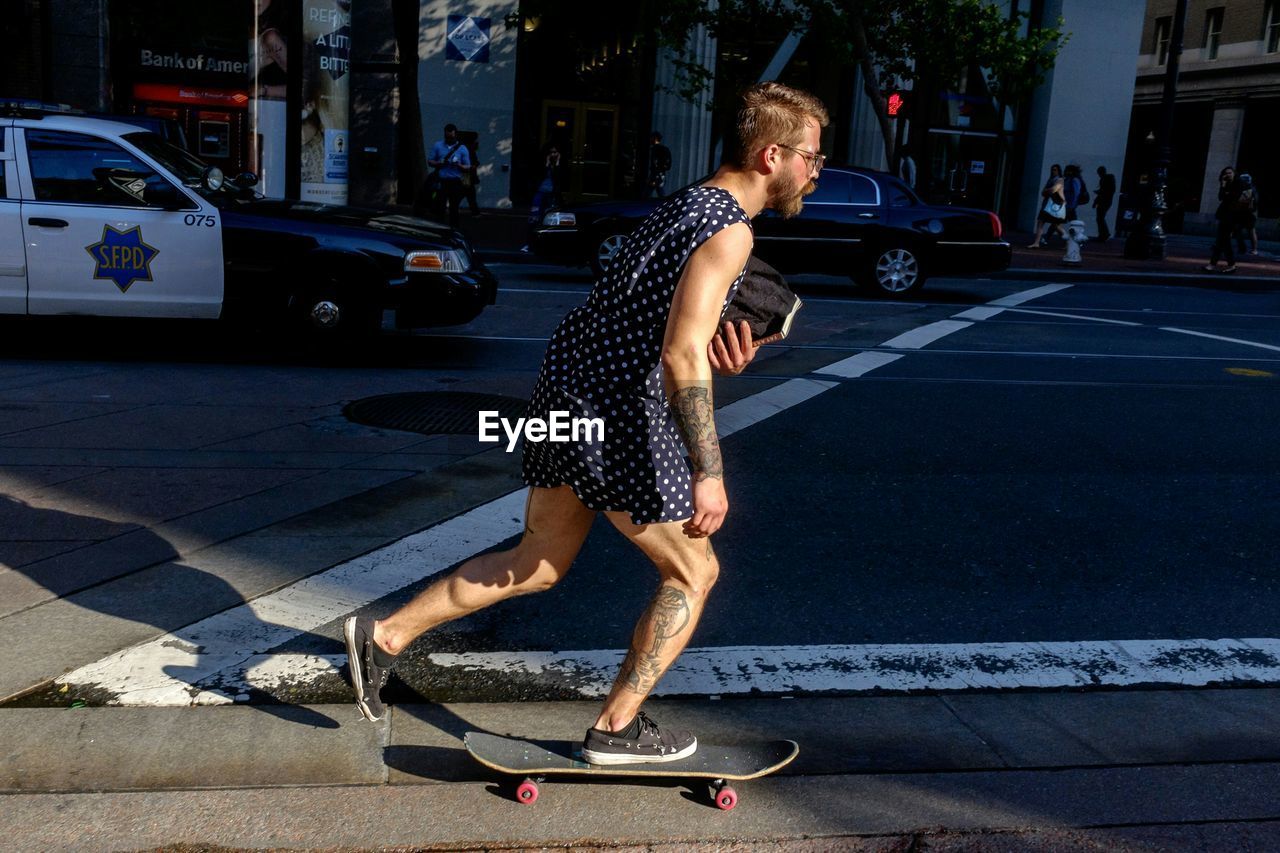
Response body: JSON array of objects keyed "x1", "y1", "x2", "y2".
[
  {"x1": 709, "y1": 320, "x2": 757, "y2": 376},
  {"x1": 684, "y1": 476, "x2": 728, "y2": 538}
]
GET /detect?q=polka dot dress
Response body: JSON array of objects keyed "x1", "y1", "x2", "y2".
[{"x1": 522, "y1": 186, "x2": 752, "y2": 524}]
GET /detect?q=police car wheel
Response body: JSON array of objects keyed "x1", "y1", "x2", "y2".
[
  {"x1": 307, "y1": 299, "x2": 343, "y2": 331},
  {"x1": 292, "y1": 284, "x2": 377, "y2": 339}
]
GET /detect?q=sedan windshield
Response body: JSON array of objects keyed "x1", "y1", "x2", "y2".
[{"x1": 123, "y1": 131, "x2": 256, "y2": 203}]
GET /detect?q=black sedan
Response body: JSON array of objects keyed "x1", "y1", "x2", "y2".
[{"x1": 532, "y1": 166, "x2": 1011, "y2": 295}]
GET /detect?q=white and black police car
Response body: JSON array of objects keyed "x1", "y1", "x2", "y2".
[{"x1": 0, "y1": 102, "x2": 495, "y2": 338}]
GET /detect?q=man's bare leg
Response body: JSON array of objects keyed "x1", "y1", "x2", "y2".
[
  {"x1": 375, "y1": 485, "x2": 595, "y2": 653},
  {"x1": 592, "y1": 512, "x2": 720, "y2": 733},
  {"x1": 344, "y1": 485, "x2": 594, "y2": 720}
]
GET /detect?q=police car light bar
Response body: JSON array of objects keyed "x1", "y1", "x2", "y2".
[{"x1": 0, "y1": 99, "x2": 85, "y2": 119}]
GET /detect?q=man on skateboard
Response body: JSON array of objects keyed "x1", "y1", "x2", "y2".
[{"x1": 344, "y1": 82, "x2": 829, "y2": 765}]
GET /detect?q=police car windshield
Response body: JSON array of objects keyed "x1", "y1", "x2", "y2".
[{"x1": 123, "y1": 131, "x2": 224, "y2": 194}]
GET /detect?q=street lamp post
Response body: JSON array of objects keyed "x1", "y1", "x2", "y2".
[{"x1": 1125, "y1": 0, "x2": 1188, "y2": 260}]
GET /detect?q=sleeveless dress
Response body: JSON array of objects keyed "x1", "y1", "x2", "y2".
[{"x1": 522, "y1": 186, "x2": 753, "y2": 524}]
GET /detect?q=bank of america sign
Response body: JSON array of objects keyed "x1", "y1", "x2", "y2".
[{"x1": 446, "y1": 16, "x2": 490, "y2": 62}]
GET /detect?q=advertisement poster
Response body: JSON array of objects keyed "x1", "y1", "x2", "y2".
[
  {"x1": 250, "y1": 0, "x2": 290, "y2": 198},
  {"x1": 300, "y1": 0, "x2": 351, "y2": 204}
]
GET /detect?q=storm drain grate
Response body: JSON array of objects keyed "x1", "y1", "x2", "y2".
[{"x1": 343, "y1": 391, "x2": 528, "y2": 436}]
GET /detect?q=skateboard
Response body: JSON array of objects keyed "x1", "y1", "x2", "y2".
[{"x1": 463, "y1": 731, "x2": 799, "y2": 810}]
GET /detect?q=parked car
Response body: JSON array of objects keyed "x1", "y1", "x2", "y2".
[
  {"x1": 532, "y1": 166, "x2": 1011, "y2": 295},
  {"x1": 0, "y1": 102, "x2": 496, "y2": 338}
]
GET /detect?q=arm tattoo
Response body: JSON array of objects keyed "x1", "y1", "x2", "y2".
[
  {"x1": 617, "y1": 586, "x2": 691, "y2": 696},
  {"x1": 670, "y1": 384, "x2": 723, "y2": 480}
]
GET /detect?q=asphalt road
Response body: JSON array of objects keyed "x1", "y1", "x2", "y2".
[{"x1": 2, "y1": 262, "x2": 1277, "y2": 709}]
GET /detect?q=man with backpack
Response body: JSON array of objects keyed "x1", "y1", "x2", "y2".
[
  {"x1": 1204, "y1": 166, "x2": 1242, "y2": 273},
  {"x1": 1064, "y1": 164, "x2": 1088, "y2": 221}
]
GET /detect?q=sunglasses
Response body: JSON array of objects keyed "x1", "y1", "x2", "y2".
[{"x1": 778, "y1": 144, "x2": 826, "y2": 174}]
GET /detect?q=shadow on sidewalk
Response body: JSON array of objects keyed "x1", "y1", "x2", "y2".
[{"x1": 1, "y1": 495, "x2": 339, "y2": 728}]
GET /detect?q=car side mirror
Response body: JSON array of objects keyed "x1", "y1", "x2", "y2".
[
  {"x1": 232, "y1": 172, "x2": 259, "y2": 188},
  {"x1": 147, "y1": 183, "x2": 187, "y2": 211}
]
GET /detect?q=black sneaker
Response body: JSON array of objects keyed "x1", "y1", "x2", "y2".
[
  {"x1": 343, "y1": 615, "x2": 395, "y2": 722},
  {"x1": 581, "y1": 711, "x2": 697, "y2": 765}
]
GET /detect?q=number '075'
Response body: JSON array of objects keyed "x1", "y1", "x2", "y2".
[{"x1": 183, "y1": 214, "x2": 216, "y2": 227}]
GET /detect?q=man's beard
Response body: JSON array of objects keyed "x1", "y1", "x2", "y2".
[{"x1": 768, "y1": 169, "x2": 816, "y2": 219}]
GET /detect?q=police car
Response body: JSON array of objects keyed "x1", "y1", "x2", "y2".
[{"x1": 0, "y1": 103, "x2": 496, "y2": 337}]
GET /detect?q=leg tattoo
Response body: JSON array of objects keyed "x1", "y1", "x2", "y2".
[{"x1": 618, "y1": 585, "x2": 691, "y2": 696}]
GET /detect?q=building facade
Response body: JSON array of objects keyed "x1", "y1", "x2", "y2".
[
  {"x1": 8, "y1": 0, "x2": 1150, "y2": 235},
  {"x1": 1127, "y1": 0, "x2": 1279, "y2": 233}
]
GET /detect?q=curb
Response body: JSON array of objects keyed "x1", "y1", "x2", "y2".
[
  {"x1": 994, "y1": 266, "x2": 1280, "y2": 288},
  {"x1": 475, "y1": 249, "x2": 1280, "y2": 289}
]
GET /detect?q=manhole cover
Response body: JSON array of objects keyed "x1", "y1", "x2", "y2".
[{"x1": 343, "y1": 391, "x2": 527, "y2": 435}]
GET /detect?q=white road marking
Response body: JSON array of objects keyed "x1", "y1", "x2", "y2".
[
  {"x1": 429, "y1": 637, "x2": 1280, "y2": 694},
  {"x1": 55, "y1": 284, "x2": 1096, "y2": 706},
  {"x1": 953, "y1": 306, "x2": 1006, "y2": 321},
  {"x1": 881, "y1": 320, "x2": 974, "y2": 350},
  {"x1": 56, "y1": 493, "x2": 527, "y2": 706},
  {"x1": 1160, "y1": 327, "x2": 1280, "y2": 353},
  {"x1": 199, "y1": 637, "x2": 1280, "y2": 702},
  {"x1": 1005, "y1": 308, "x2": 1143, "y2": 326},
  {"x1": 715, "y1": 377, "x2": 837, "y2": 436},
  {"x1": 989, "y1": 283, "x2": 1073, "y2": 306},
  {"x1": 813, "y1": 351, "x2": 904, "y2": 378}
]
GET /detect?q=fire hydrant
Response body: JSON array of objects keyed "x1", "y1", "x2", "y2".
[{"x1": 1063, "y1": 219, "x2": 1088, "y2": 265}]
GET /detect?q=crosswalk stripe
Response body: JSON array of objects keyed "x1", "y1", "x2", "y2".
[{"x1": 189, "y1": 638, "x2": 1280, "y2": 703}]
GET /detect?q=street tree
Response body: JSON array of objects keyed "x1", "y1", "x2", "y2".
[{"x1": 599, "y1": 0, "x2": 1066, "y2": 167}]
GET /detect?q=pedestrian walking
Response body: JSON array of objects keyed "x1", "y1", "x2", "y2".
[
  {"x1": 343, "y1": 82, "x2": 830, "y2": 764},
  {"x1": 1028, "y1": 164, "x2": 1067, "y2": 248},
  {"x1": 1063, "y1": 164, "x2": 1088, "y2": 221},
  {"x1": 1093, "y1": 165, "x2": 1116, "y2": 241},
  {"x1": 1204, "y1": 166, "x2": 1241, "y2": 273},
  {"x1": 647, "y1": 131, "x2": 673, "y2": 198},
  {"x1": 425, "y1": 123, "x2": 471, "y2": 229},
  {"x1": 1234, "y1": 173, "x2": 1259, "y2": 255},
  {"x1": 462, "y1": 136, "x2": 482, "y2": 218},
  {"x1": 522, "y1": 144, "x2": 564, "y2": 252},
  {"x1": 898, "y1": 151, "x2": 917, "y2": 189}
]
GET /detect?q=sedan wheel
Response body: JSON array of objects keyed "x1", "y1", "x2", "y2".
[
  {"x1": 591, "y1": 233, "x2": 629, "y2": 277},
  {"x1": 870, "y1": 247, "x2": 924, "y2": 294}
]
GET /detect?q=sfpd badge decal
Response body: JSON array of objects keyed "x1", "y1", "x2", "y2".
[{"x1": 85, "y1": 225, "x2": 160, "y2": 293}]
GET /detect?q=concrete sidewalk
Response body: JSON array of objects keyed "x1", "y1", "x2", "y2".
[
  {"x1": 3, "y1": 689, "x2": 1278, "y2": 848},
  {"x1": 1001, "y1": 229, "x2": 1280, "y2": 286}
]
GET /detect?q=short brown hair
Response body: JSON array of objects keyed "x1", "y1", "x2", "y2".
[{"x1": 727, "y1": 82, "x2": 829, "y2": 170}]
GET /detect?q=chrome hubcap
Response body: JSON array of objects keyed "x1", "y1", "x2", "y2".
[
  {"x1": 876, "y1": 249, "x2": 919, "y2": 292},
  {"x1": 309, "y1": 300, "x2": 341, "y2": 329},
  {"x1": 597, "y1": 235, "x2": 627, "y2": 270}
]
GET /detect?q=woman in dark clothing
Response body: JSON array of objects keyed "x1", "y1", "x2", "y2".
[
  {"x1": 1234, "y1": 173, "x2": 1259, "y2": 255},
  {"x1": 1204, "y1": 166, "x2": 1241, "y2": 273},
  {"x1": 1028, "y1": 164, "x2": 1067, "y2": 248},
  {"x1": 523, "y1": 145, "x2": 564, "y2": 251}
]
